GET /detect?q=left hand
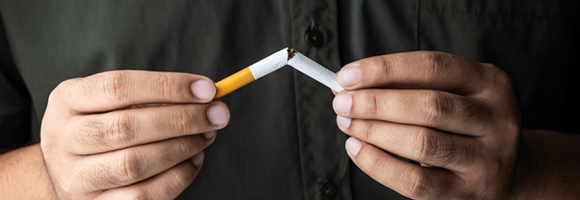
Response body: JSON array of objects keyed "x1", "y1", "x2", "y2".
[{"x1": 333, "y1": 51, "x2": 520, "y2": 199}]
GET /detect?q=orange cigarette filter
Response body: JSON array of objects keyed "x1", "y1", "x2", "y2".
[
  {"x1": 214, "y1": 67, "x2": 255, "y2": 99},
  {"x1": 213, "y1": 48, "x2": 344, "y2": 99},
  {"x1": 213, "y1": 48, "x2": 292, "y2": 99}
]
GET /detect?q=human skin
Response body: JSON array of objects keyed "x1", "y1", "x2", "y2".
[
  {"x1": 334, "y1": 51, "x2": 580, "y2": 199},
  {"x1": 1, "y1": 52, "x2": 578, "y2": 199},
  {"x1": 0, "y1": 70, "x2": 230, "y2": 199}
]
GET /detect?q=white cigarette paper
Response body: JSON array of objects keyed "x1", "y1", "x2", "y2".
[
  {"x1": 249, "y1": 48, "x2": 289, "y2": 80},
  {"x1": 247, "y1": 47, "x2": 344, "y2": 92},
  {"x1": 287, "y1": 52, "x2": 344, "y2": 92}
]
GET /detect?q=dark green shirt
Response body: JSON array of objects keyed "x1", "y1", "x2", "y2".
[{"x1": 0, "y1": 0, "x2": 578, "y2": 199}]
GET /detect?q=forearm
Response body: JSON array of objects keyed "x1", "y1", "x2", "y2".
[
  {"x1": 0, "y1": 144, "x2": 56, "y2": 199},
  {"x1": 510, "y1": 129, "x2": 580, "y2": 199}
]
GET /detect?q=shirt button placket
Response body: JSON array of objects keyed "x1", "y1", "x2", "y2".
[
  {"x1": 320, "y1": 181, "x2": 338, "y2": 200},
  {"x1": 289, "y1": 0, "x2": 352, "y2": 199},
  {"x1": 305, "y1": 20, "x2": 325, "y2": 48}
]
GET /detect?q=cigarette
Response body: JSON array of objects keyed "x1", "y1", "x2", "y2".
[
  {"x1": 214, "y1": 47, "x2": 343, "y2": 99},
  {"x1": 287, "y1": 51, "x2": 344, "y2": 92}
]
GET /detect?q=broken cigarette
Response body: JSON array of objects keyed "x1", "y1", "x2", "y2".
[
  {"x1": 287, "y1": 51, "x2": 344, "y2": 92},
  {"x1": 214, "y1": 47, "x2": 343, "y2": 99}
]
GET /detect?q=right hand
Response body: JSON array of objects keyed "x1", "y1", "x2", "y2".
[{"x1": 40, "y1": 70, "x2": 230, "y2": 199}]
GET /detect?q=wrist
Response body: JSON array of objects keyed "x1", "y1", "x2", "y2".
[
  {"x1": 0, "y1": 144, "x2": 57, "y2": 199},
  {"x1": 508, "y1": 129, "x2": 580, "y2": 199}
]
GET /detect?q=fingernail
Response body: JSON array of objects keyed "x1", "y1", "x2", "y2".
[
  {"x1": 190, "y1": 152, "x2": 205, "y2": 167},
  {"x1": 203, "y1": 131, "x2": 216, "y2": 139},
  {"x1": 207, "y1": 104, "x2": 229, "y2": 126},
  {"x1": 192, "y1": 80, "x2": 216, "y2": 100},
  {"x1": 333, "y1": 93, "x2": 352, "y2": 115},
  {"x1": 338, "y1": 66, "x2": 361, "y2": 87},
  {"x1": 345, "y1": 137, "x2": 362, "y2": 156},
  {"x1": 337, "y1": 116, "x2": 352, "y2": 129}
]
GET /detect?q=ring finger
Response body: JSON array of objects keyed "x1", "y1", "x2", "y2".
[
  {"x1": 333, "y1": 89, "x2": 491, "y2": 136},
  {"x1": 68, "y1": 102, "x2": 229, "y2": 154},
  {"x1": 76, "y1": 133, "x2": 214, "y2": 191},
  {"x1": 338, "y1": 116, "x2": 483, "y2": 171}
]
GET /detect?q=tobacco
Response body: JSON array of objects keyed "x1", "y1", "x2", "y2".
[{"x1": 287, "y1": 48, "x2": 297, "y2": 60}]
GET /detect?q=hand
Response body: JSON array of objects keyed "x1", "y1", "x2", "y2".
[
  {"x1": 333, "y1": 51, "x2": 520, "y2": 199},
  {"x1": 40, "y1": 70, "x2": 230, "y2": 199}
]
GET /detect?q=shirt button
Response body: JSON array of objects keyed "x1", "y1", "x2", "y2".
[
  {"x1": 305, "y1": 20, "x2": 324, "y2": 48},
  {"x1": 320, "y1": 181, "x2": 338, "y2": 200}
]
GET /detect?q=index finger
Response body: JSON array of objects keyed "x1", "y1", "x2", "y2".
[
  {"x1": 337, "y1": 51, "x2": 491, "y2": 95},
  {"x1": 53, "y1": 70, "x2": 216, "y2": 113}
]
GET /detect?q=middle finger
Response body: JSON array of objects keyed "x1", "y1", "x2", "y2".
[
  {"x1": 338, "y1": 117, "x2": 482, "y2": 170},
  {"x1": 68, "y1": 102, "x2": 229, "y2": 154},
  {"x1": 333, "y1": 89, "x2": 491, "y2": 136}
]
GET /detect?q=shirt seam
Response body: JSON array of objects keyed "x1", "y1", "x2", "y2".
[{"x1": 420, "y1": 6, "x2": 573, "y2": 20}]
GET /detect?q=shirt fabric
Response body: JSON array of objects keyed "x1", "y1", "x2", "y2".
[{"x1": 0, "y1": 0, "x2": 578, "y2": 199}]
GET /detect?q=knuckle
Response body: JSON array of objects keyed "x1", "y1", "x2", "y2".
[
  {"x1": 406, "y1": 168, "x2": 429, "y2": 198},
  {"x1": 482, "y1": 63, "x2": 514, "y2": 90},
  {"x1": 424, "y1": 91, "x2": 489, "y2": 126},
  {"x1": 174, "y1": 137, "x2": 195, "y2": 158},
  {"x1": 432, "y1": 143, "x2": 460, "y2": 166},
  {"x1": 413, "y1": 127, "x2": 437, "y2": 161},
  {"x1": 47, "y1": 89, "x2": 61, "y2": 106},
  {"x1": 414, "y1": 128, "x2": 474, "y2": 167},
  {"x1": 362, "y1": 120, "x2": 378, "y2": 141},
  {"x1": 165, "y1": 166, "x2": 192, "y2": 194},
  {"x1": 459, "y1": 98, "x2": 490, "y2": 124},
  {"x1": 421, "y1": 91, "x2": 448, "y2": 125},
  {"x1": 172, "y1": 108, "x2": 198, "y2": 133},
  {"x1": 105, "y1": 113, "x2": 135, "y2": 145},
  {"x1": 48, "y1": 78, "x2": 81, "y2": 105},
  {"x1": 368, "y1": 155, "x2": 389, "y2": 177},
  {"x1": 495, "y1": 67, "x2": 514, "y2": 89},
  {"x1": 100, "y1": 71, "x2": 128, "y2": 103},
  {"x1": 154, "y1": 74, "x2": 176, "y2": 99},
  {"x1": 486, "y1": 63, "x2": 508, "y2": 81},
  {"x1": 48, "y1": 80, "x2": 69, "y2": 103},
  {"x1": 368, "y1": 56, "x2": 393, "y2": 80},
  {"x1": 74, "y1": 118, "x2": 106, "y2": 146},
  {"x1": 414, "y1": 128, "x2": 453, "y2": 165},
  {"x1": 116, "y1": 150, "x2": 143, "y2": 184},
  {"x1": 361, "y1": 92, "x2": 382, "y2": 117},
  {"x1": 420, "y1": 51, "x2": 446, "y2": 81},
  {"x1": 80, "y1": 164, "x2": 114, "y2": 189}
]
